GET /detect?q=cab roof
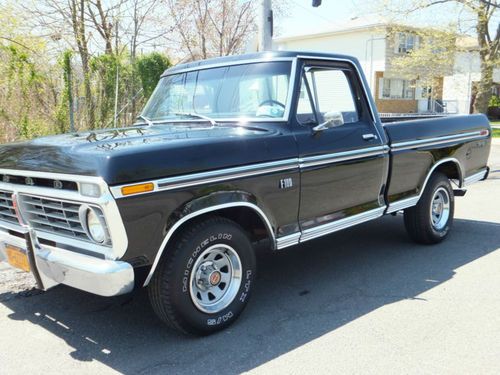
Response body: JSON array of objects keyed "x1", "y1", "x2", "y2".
[{"x1": 162, "y1": 51, "x2": 360, "y2": 76}]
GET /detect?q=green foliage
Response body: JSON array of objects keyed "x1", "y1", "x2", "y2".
[
  {"x1": 489, "y1": 95, "x2": 500, "y2": 108},
  {"x1": 136, "y1": 52, "x2": 171, "y2": 99},
  {"x1": 0, "y1": 44, "x2": 51, "y2": 140},
  {"x1": 55, "y1": 50, "x2": 73, "y2": 134},
  {"x1": 4, "y1": 45, "x2": 39, "y2": 100},
  {"x1": 0, "y1": 40, "x2": 172, "y2": 141},
  {"x1": 388, "y1": 26, "x2": 457, "y2": 89},
  {"x1": 90, "y1": 53, "x2": 134, "y2": 127}
]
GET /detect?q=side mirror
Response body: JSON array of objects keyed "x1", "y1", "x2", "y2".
[{"x1": 312, "y1": 111, "x2": 344, "y2": 133}]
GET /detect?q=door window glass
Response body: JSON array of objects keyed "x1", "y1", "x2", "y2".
[
  {"x1": 297, "y1": 67, "x2": 359, "y2": 125},
  {"x1": 296, "y1": 76, "x2": 316, "y2": 124}
]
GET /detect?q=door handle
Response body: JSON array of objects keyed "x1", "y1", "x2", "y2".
[{"x1": 362, "y1": 133, "x2": 377, "y2": 141}]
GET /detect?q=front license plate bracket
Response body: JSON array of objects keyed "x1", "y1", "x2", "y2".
[{"x1": 5, "y1": 244, "x2": 30, "y2": 272}]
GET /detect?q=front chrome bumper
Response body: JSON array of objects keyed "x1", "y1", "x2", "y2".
[{"x1": 0, "y1": 228, "x2": 134, "y2": 297}]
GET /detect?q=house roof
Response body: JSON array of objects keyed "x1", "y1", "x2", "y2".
[{"x1": 274, "y1": 15, "x2": 390, "y2": 42}]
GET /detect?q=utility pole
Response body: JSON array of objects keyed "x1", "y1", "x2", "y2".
[
  {"x1": 258, "y1": 0, "x2": 272, "y2": 51},
  {"x1": 113, "y1": 19, "x2": 120, "y2": 128},
  {"x1": 65, "y1": 53, "x2": 75, "y2": 133}
]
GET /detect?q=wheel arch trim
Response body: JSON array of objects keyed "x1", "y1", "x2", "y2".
[
  {"x1": 421, "y1": 157, "x2": 464, "y2": 192},
  {"x1": 387, "y1": 157, "x2": 464, "y2": 213},
  {"x1": 143, "y1": 202, "x2": 275, "y2": 286}
]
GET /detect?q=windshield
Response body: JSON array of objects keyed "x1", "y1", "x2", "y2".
[{"x1": 141, "y1": 61, "x2": 292, "y2": 122}]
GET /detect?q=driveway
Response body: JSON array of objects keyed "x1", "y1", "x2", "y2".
[{"x1": 1, "y1": 140, "x2": 499, "y2": 374}]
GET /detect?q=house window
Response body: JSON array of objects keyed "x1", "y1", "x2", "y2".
[
  {"x1": 396, "y1": 32, "x2": 417, "y2": 54},
  {"x1": 379, "y1": 78, "x2": 415, "y2": 100}
]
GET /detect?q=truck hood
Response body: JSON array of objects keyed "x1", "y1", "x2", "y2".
[{"x1": 0, "y1": 123, "x2": 294, "y2": 185}]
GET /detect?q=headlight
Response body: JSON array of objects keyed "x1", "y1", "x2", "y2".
[
  {"x1": 87, "y1": 209, "x2": 106, "y2": 243},
  {"x1": 79, "y1": 205, "x2": 108, "y2": 244}
]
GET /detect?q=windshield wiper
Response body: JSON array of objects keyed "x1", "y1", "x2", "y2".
[
  {"x1": 137, "y1": 114, "x2": 154, "y2": 127},
  {"x1": 173, "y1": 112, "x2": 217, "y2": 127}
]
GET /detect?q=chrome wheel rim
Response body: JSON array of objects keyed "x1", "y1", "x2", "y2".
[
  {"x1": 430, "y1": 187, "x2": 450, "y2": 230},
  {"x1": 189, "y1": 244, "x2": 242, "y2": 314}
]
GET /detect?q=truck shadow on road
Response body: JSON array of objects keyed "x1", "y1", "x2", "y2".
[{"x1": 1, "y1": 215, "x2": 500, "y2": 374}]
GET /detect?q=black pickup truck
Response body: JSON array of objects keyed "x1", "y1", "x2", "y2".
[{"x1": 0, "y1": 51, "x2": 491, "y2": 335}]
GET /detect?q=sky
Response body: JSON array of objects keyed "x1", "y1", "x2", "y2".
[
  {"x1": 274, "y1": 0, "x2": 497, "y2": 38},
  {"x1": 276, "y1": 0, "x2": 359, "y2": 37}
]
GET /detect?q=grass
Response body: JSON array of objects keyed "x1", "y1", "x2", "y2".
[{"x1": 492, "y1": 128, "x2": 500, "y2": 138}]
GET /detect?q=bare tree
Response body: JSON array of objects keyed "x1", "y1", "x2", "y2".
[
  {"x1": 163, "y1": 0, "x2": 256, "y2": 61},
  {"x1": 69, "y1": 0, "x2": 95, "y2": 128},
  {"x1": 86, "y1": 0, "x2": 124, "y2": 55},
  {"x1": 18, "y1": 0, "x2": 97, "y2": 128}
]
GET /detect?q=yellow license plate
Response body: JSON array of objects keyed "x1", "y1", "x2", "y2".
[{"x1": 5, "y1": 245, "x2": 30, "y2": 272}]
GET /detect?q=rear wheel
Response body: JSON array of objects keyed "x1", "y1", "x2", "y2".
[
  {"x1": 404, "y1": 172, "x2": 454, "y2": 244},
  {"x1": 148, "y1": 216, "x2": 256, "y2": 335}
]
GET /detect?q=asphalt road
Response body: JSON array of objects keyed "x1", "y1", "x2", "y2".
[{"x1": 1, "y1": 140, "x2": 499, "y2": 375}]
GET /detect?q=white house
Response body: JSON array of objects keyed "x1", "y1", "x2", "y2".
[{"x1": 273, "y1": 18, "x2": 500, "y2": 115}]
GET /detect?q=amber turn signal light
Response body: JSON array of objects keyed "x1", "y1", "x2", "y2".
[{"x1": 121, "y1": 183, "x2": 154, "y2": 196}]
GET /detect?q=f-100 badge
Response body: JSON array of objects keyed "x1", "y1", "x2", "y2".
[{"x1": 279, "y1": 178, "x2": 293, "y2": 189}]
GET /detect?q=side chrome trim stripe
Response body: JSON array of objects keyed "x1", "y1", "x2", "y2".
[
  {"x1": 113, "y1": 130, "x2": 486, "y2": 199},
  {"x1": 386, "y1": 157, "x2": 465, "y2": 213},
  {"x1": 143, "y1": 202, "x2": 276, "y2": 286},
  {"x1": 463, "y1": 169, "x2": 488, "y2": 187},
  {"x1": 111, "y1": 147, "x2": 390, "y2": 199},
  {"x1": 110, "y1": 159, "x2": 300, "y2": 198},
  {"x1": 391, "y1": 131, "x2": 486, "y2": 151},
  {"x1": 299, "y1": 146, "x2": 389, "y2": 168},
  {"x1": 156, "y1": 159, "x2": 298, "y2": 190}
]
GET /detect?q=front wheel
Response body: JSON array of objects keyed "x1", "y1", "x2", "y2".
[
  {"x1": 148, "y1": 216, "x2": 256, "y2": 335},
  {"x1": 404, "y1": 172, "x2": 454, "y2": 244}
]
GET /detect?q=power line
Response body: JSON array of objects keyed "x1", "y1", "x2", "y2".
[{"x1": 287, "y1": 0, "x2": 337, "y2": 26}]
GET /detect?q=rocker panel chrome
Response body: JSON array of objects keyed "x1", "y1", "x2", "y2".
[
  {"x1": 386, "y1": 196, "x2": 420, "y2": 214},
  {"x1": 463, "y1": 169, "x2": 488, "y2": 186},
  {"x1": 276, "y1": 232, "x2": 301, "y2": 249},
  {"x1": 300, "y1": 207, "x2": 386, "y2": 243}
]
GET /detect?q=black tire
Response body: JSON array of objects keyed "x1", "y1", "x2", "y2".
[
  {"x1": 148, "y1": 216, "x2": 256, "y2": 335},
  {"x1": 404, "y1": 172, "x2": 454, "y2": 244}
]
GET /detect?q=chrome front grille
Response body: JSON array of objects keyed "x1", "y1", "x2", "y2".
[
  {"x1": 0, "y1": 190, "x2": 17, "y2": 224},
  {"x1": 0, "y1": 188, "x2": 111, "y2": 247},
  {"x1": 19, "y1": 195, "x2": 108, "y2": 244}
]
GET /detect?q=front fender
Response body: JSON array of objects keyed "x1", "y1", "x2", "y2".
[{"x1": 142, "y1": 189, "x2": 276, "y2": 286}]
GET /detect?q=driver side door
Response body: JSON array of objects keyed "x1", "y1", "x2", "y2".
[{"x1": 294, "y1": 59, "x2": 389, "y2": 240}]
